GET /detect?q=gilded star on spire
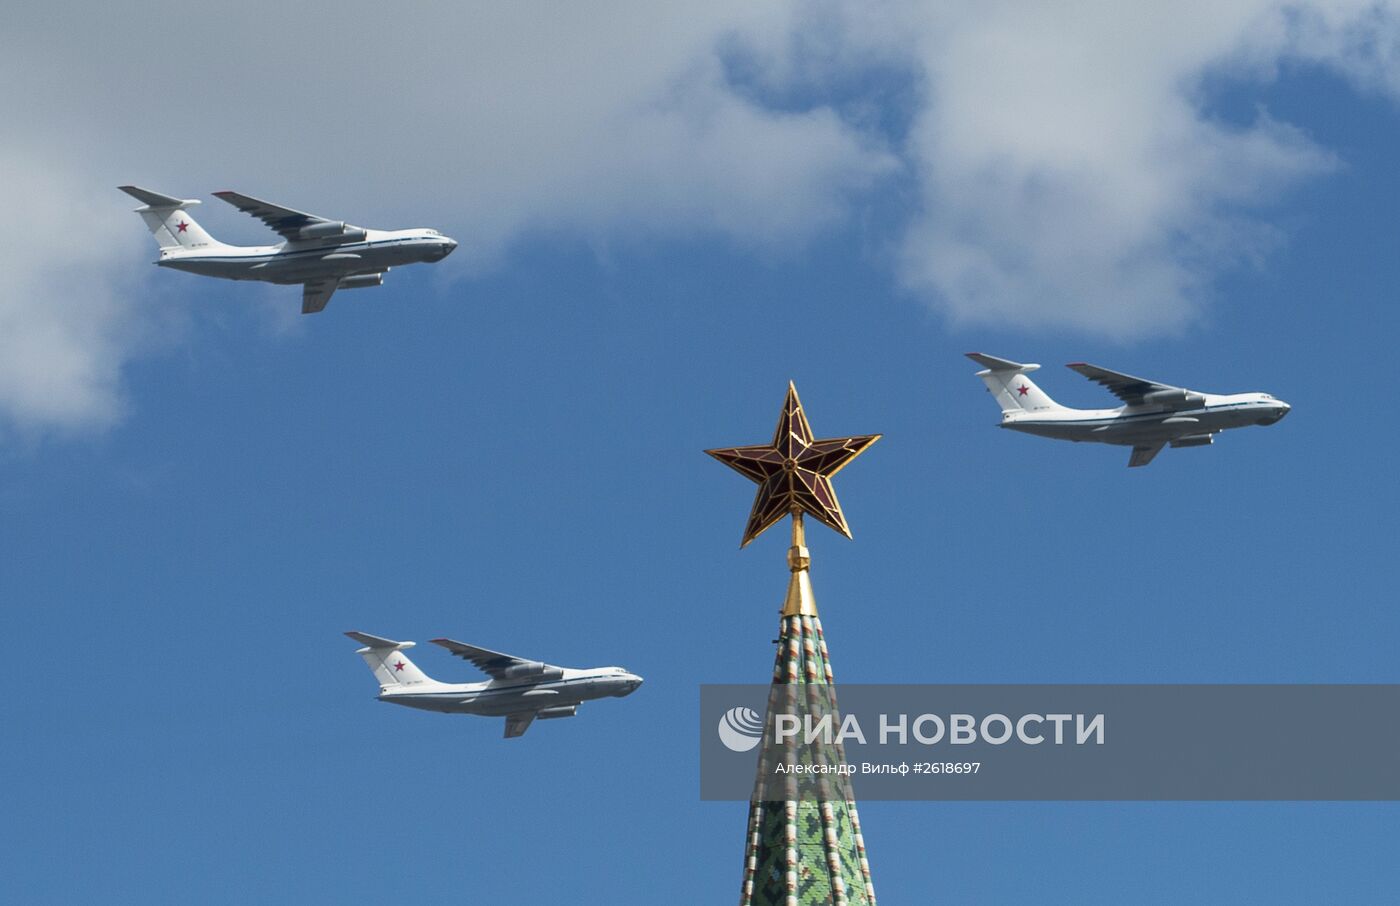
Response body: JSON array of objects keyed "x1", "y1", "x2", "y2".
[{"x1": 705, "y1": 382, "x2": 880, "y2": 547}]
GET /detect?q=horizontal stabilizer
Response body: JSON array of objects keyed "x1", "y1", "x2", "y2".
[
  {"x1": 965, "y1": 352, "x2": 1040, "y2": 374},
  {"x1": 122, "y1": 187, "x2": 219, "y2": 250},
  {"x1": 118, "y1": 185, "x2": 201, "y2": 210},
  {"x1": 967, "y1": 352, "x2": 1062, "y2": 414},
  {"x1": 344, "y1": 630, "x2": 416, "y2": 651},
  {"x1": 346, "y1": 631, "x2": 432, "y2": 686}
]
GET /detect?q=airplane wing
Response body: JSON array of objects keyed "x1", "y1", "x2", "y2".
[
  {"x1": 212, "y1": 190, "x2": 353, "y2": 240},
  {"x1": 504, "y1": 712, "x2": 537, "y2": 738},
  {"x1": 1066, "y1": 362, "x2": 1180, "y2": 406},
  {"x1": 301, "y1": 279, "x2": 337, "y2": 315},
  {"x1": 1128, "y1": 444, "x2": 1165, "y2": 468},
  {"x1": 430, "y1": 638, "x2": 561, "y2": 680}
]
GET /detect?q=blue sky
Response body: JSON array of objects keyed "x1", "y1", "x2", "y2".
[{"x1": 5, "y1": 4, "x2": 1400, "y2": 903}]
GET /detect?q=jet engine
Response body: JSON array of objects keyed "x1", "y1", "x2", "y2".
[
  {"x1": 537, "y1": 706, "x2": 579, "y2": 720},
  {"x1": 1142, "y1": 388, "x2": 1206, "y2": 408},
  {"x1": 338, "y1": 273, "x2": 384, "y2": 290},
  {"x1": 1170, "y1": 434, "x2": 1214, "y2": 448},
  {"x1": 502, "y1": 661, "x2": 565, "y2": 680},
  {"x1": 299, "y1": 221, "x2": 368, "y2": 242}
]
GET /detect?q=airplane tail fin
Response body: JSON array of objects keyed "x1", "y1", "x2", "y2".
[
  {"x1": 346, "y1": 631, "x2": 433, "y2": 687},
  {"x1": 966, "y1": 352, "x2": 1065, "y2": 414},
  {"x1": 118, "y1": 185, "x2": 221, "y2": 251}
]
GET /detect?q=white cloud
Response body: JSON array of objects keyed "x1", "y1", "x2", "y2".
[
  {"x1": 4, "y1": 2, "x2": 1400, "y2": 431},
  {"x1": 890, "y1": 1, "x2": 1348, "y2": 338},
  {"x1": 0, "y1": 147, "x2": 147, "y2": 435},
  {"x1": 704, "y1": 1, "x2": 1398, "y2": 337}
]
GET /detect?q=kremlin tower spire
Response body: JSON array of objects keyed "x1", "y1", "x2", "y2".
[{"x1": 706, "y1": 383, "x2": 880, "y2": 906}]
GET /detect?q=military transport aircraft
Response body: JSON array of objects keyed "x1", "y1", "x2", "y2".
[
  {"x1": 119, "y1": 186, "x2": 456, "y2": 313},
  {"x1": 966, "y1": 353, "x2": 1290, "y2": 467},
  {"x1": 346, "y1": 631, "x2": 643, "y2": 738}
]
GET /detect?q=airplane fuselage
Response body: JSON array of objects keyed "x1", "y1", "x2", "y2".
[
  {"x1": 1001, "y1": 392, "x2": 1290, "y2": 446},
  {"x1": 378, "y1": 666, "x2": 643, "y2": 716},
  {"x1": 156, "y1": 228, "x2": 456, "y2": 285}
]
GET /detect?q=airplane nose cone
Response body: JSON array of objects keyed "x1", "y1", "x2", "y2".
[
  {"x1": 1260, "y1": 402, "x2": 1290, "y2": 425},
  {"x1": 429, "y1": 238, "x2": 457, "y2": 261},
  {"x1": 626, "y1": 674, "x2": 643, "y2": 693}
]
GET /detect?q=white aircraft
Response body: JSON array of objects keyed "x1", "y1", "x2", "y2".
[
  {"x1": 346, "y1": 631, "x2": 643, "y2": 738},
  {"x1": 967, "y1": 352, "x2": 1290, "y2": 467},
  {"x1": 119, "y1": 186, "x2": 457, "y2": 314}
]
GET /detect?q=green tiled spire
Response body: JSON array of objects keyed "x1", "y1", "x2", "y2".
[{"x1": 738, "y1": 517, "x2": 876, "y2": 906}]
